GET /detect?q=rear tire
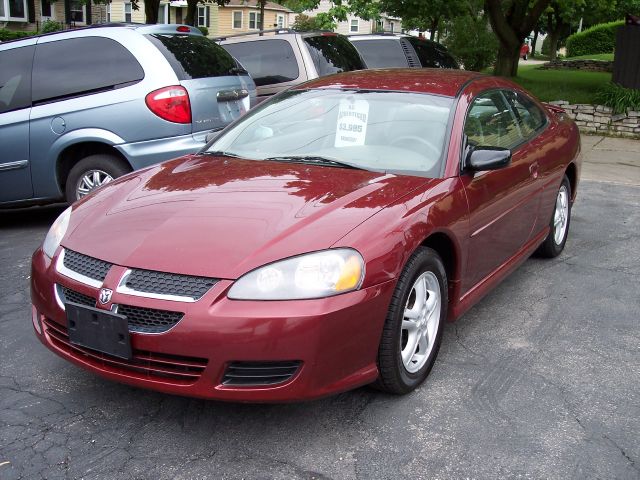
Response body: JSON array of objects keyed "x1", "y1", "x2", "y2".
[
  {"x1": 536, "y1": 174, "x2": 572, "y2": 258},
  {"x1": 65, "y1": 154, "x2": 131, "y2": 204},
  {"x1": 374, "y1": 247, "x2": 447, "y2": 395}
]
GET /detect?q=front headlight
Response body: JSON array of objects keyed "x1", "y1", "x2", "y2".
[
  {"x1": 42, "y1": 207, "x2": 72, "y2": 258},
  {"x1": 228, "y1": 248, "x2": 365, "y2": 300}
]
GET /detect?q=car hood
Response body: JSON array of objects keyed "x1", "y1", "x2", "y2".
[{"x1": 63, "y1": 155, "x2": 431, "y2": 279}]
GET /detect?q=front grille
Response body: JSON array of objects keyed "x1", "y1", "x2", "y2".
[
  {"x1": 43, "y1": 318, "x2": 207, "y2": 385},
  {"x1": 125, "y1": 269, "x2": 218, "y2": 300},
  {"x1": 222, "y1": 361, "x2": 302, "y2": 386},
  {"x1": 61, "y1": 287, "x2": 95, "y2": 308},
  {"x1": 63, "y1": 249, "x2": 112, "y2": 282},
  {"x1": 117, "y1": 305, "x2": 184, "y2": 334}
]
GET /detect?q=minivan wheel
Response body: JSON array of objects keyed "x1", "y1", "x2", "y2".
[
  {"x1": 374, "y1": 247, "x2": 447, "y2": 395},
  {"x1": 65, "y1": 154, "x2": 131, "y2": 203}
]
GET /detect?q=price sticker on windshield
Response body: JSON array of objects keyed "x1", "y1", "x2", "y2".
[{"x1": 335, "y1": 98, "x2": 369, "y2": 147}]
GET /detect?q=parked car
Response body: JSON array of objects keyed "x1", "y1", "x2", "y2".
[
  {"x1": 0, "y1": 23, "x2": 255, "y2": 206},
  {"x1": 348, "y1": 33, "x2": 459, "y2": 69},
  {"x1": 31, "y1": 69, "x2": 581, "y2": 402},
  {"x1": 217, "y1": 29, "x2": 366, "y2": 104}
]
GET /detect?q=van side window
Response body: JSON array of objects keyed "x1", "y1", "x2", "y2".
[
  {"x1": 0, "y1": 45, "x2": 34, "y2": 113},
  {"x1": 32, "y1": 37, "x2": 144, "y2": 104},
  {"x1": 222, "y1": 39, "x2": 299, "y2": 86}
]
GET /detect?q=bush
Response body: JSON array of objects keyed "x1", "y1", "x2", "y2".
[
  {"x1": 197, "y1": 26, "x2": 209, "y2": 36},
  {"x1": 596, "y1": 82, "x2": 640, "y2": 114},
  {"x1": 566, "y1": 20, "x2": 623, "y2": 57},
  {"x1": 444, "y1": 15, "x2": 497, "y2": 72},
  {"x1": 0, "y1": 29, "x2": 36, "y2": 41},
  {"x1": 40, "y1": 20, "x2": 63, "y2": 33},
  {"x1": 293, "y1": 13, "x2": 330, "y2": 31}
]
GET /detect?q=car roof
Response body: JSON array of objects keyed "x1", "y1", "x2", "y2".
[
  {"x1": 296, "y1": 68, "x2": 486, "y2": 98},
  {"x1": 0, "y1": 23, "x2": 201, "y2": 46},
  {"x1": 348, "y1": 33, "x2": 409, "y2": 41}
]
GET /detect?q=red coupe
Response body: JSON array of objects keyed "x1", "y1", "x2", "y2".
[{"x1": 31, "y1": 69, "x2": 581, "y2": 402}]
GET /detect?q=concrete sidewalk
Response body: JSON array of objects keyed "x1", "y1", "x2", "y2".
[{"x1": 581, "y1": 134, "x2": 640, "y2": 186}]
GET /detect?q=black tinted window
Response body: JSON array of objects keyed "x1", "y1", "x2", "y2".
[
  {"x1": 32, "y1": 37, "x2": 144, "y2": 103},
  {"x1": 222, "y1": 39, "x2": 299, "y2": 87},
  {"x1": 407, "y1": 38, "x2": 458, "y2": 69},
  {"x1": 148, "y1": 34, "x2": 246, "y2": 80},
  {"x1": 303, "y1": 35, "x2": 365, "y2": 76},
  {"x1": 351, "y1": 39, "x2": 408, "y2": 68},
  {"x1": 0, "y1": 45, "x2": 34, "y2": 113}
]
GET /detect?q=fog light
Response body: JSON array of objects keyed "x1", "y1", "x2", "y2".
[{"x1": 31, "y1": 305, "x2": 42, "y2": 334}]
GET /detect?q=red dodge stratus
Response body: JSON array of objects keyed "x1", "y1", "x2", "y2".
[{"x1": 31, "y1": 69, "x2": 581, "y2": 402}]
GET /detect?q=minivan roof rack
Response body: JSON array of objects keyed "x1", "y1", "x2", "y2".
[{"x1": 213, "y1": 28, "x2": 335, "y2": 41}]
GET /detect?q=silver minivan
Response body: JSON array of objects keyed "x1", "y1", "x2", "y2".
[{"x1": 0, "y1": 24, "x2": 256, "y2": 205}]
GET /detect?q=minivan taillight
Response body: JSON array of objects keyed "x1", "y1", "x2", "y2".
[{"x1": 145, "y1": 86, "x2": 191, "y2": 124}]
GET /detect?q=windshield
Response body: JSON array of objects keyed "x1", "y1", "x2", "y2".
[{"x1": 206, "y1": 89, "x2": 453, "y2": 177}]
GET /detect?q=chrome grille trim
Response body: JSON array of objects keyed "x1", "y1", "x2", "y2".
[
  {"x1": 116, "y1": 269, "x2": 198, "y2": 303},
  {"x1": 56, "y1": 249, "x2": 103, "y2": 288}
]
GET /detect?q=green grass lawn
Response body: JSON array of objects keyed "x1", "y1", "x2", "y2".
[
  {"x1": 512, "y1": 65, "x2": 611, "y2": 104},
  {"x1": 564, "y1": 53, "x2": 614, "y2": 61}
]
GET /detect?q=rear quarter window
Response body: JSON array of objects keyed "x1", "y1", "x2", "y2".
[
  {"x1": 351, "y1": 39, "x2": 408, "y2": 68},
  {"x1": 407, "y1": 38, "x2": 458, "y2": 69},
  {"x1": 32, "y1": 37, "x2": 144, "y2": 104},
  {"x1": 0, "y1": 45, "x2": 34, "y2": 113},
  {"x1": 303, "y1": 35, "x2": 365, "y2": 76},
  {"x1": 147, "y1": 34, "x2": 246, "y2": 80},
  {"x1": 222, "y1": 39, "x2": 299, "y2": 86}
]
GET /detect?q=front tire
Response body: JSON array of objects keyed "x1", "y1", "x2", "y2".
[
  {"x1": 536, "y1": 174, "x2": 572, "y2": 258},
  {"x1": 375, "y1": 247, "x2": 447, "y2": 395},
  {"x1": 65, "y1": 154, "x2": 131, "y2": 203}
]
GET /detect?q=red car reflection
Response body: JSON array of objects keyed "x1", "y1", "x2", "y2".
[{"x1": 30, "y1": 69, "x2": 581, "y2": 402}]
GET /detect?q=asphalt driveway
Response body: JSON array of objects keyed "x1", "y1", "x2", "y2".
[{"x1": 1, "y1": 137, "x2": 638, "y2": 479}]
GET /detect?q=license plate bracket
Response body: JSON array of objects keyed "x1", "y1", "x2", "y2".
[{"x1": 66, "y1": 302, "x2": 132, "y2": 360}]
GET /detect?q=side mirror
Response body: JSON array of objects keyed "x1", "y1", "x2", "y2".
[
  {"x1": 205, "y1": 131, "x2": 220, "y2": 144},
  {"x1": 465, "y1": 146, "x2": 512, "y2": 172}
]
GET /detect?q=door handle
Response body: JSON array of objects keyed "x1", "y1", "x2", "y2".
[{"x1": 529, "y1": 162, "x2": 539, "y2": 179}]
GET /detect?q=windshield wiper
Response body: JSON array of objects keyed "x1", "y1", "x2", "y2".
[
  {"x1": 263, "y1": 155, "x2": 365, "y2": 170},
  {"x1": 204, "y1": 150, "x2": 244, "y2": 158}
]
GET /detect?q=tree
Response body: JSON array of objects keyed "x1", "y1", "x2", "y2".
[
  {"x1": 145, "y1": 0, "x2": 161, "y2": 24},
  {"x1": 484, "y1": 0, "x2": 552, "y2": 77},
  {"x1": 293, "y1": 13, "x2": 325, "y2": 30},
  {"x1": 380, "y1": 0, "x2": 467, "y2": 40},
  {"x1": 445, "y1": 12, "x2": 498, "y2": 71},
  {"x1": 543, "y1": 1, "x2": 579, "y2": 61}
]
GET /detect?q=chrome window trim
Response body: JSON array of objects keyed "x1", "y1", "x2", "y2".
[
  {"x1": 116, "y1": 269, "x2": 198, "y2": 303},
  {"x1": 56, "y1": 249, "x2": 104, "y2": 288}
]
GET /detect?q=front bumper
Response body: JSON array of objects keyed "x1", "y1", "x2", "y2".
[{"x1": 30, "y1": 248, "x2": 396, "y2": 402}]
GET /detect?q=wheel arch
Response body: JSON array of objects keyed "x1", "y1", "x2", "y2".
[
  {"x1": 565, "y1": 162, "x2": 578, "y2": 202},
  {"x1": 56, "y1": 142, "x2": 132, "y2": 195},
  {"x1": 419, "y1": 230, "x2": 460, "y2": 286}
]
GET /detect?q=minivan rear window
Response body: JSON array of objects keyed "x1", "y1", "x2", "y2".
[
  {"x1": 303, "y1": 35, "x2": 365, "y2": 77},
  {"x1": 222, "y1": 39, "x2": 299, "y2": 87},
  {"x1": 147, "y1": 34, "x2": 247, "y2": 80}
]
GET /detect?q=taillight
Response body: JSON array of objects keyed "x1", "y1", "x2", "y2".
[
  {"x1": 176, "y1": 25, "x2": 190, "y2": 33},
  {"x1": 145, "y1": 86, "x2": 191, "y2": 124}
]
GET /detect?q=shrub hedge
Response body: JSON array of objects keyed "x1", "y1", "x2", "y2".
[
  {"x1": 0, "y1": 29, "x2": 36, "y2": 41},
  {"x1": 597, "y1": 82, "x2": 640, "y2": 114},
  {"x1": 566, "y1": 20, "x2": 623, "y2": 57}
]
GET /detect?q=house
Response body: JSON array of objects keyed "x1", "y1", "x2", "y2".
[
  {"x1": 1, "y1": 0, "x2": 105, "y2": 32},
  {"x1": 216, "y1": 0, "x2": 292, "y2": 37},
  {"x1": 299, "y1": 0, "x2": 401, "y2": 35}
]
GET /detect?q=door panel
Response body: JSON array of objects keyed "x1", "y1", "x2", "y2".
[
  {"x1": 0, "y1": 109, "x2": 32, "y2": 202},
  {"x1": 461, "y1": 90, "x2": 539, "y2": 292}
]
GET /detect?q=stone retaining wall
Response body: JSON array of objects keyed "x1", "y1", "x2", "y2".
[
  {"x1": 548, "y1": 101, "x2": 640, "y2": 138},
  {"x1": 540, "y1": 59, "x2": 614, "y2": 72}
]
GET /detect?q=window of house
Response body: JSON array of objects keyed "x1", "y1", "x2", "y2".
[
  {"x1": 232, "y1": 10, "x2": 242, "y2": 29},
  {"x1": 248, "y1": 11, "x2": 261, "y2": 29},
  {"x1": 389, "y1": 22, "x2": 394, "y2": 33},
  {"x1": 1, "y1": 0, "x2": 28, "y2": 20},
  {"x1": 41, "y1": 0, "x2": 52, "y2": 18},
  {"x1": 124, "y1": 2, "x2": 132, "y2": 22},
  {"x1": 106, "y1": 3, "x2": 111, "y2": 22},
  {"x1": 197, "y1": 5, "x2": 206, "y2": 26},
  {"x1": 277, "y1": 13, "x2": 284, "y2": 28},
  {"x1": 350, "y1": 19, "x2": 359, "y2": 33},
  {"x1": 69, "y1": 0, "x2": 84, "y2": 23}
]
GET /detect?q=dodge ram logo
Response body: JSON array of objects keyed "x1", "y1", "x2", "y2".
[{"x1": 99, "y1": 288, "x2": 113, "y2": 305}]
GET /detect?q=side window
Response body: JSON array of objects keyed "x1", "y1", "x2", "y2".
[
  {"x1": 0, "y1": 45, "x2": 34, "y2": 113},
  {"x1": 502, "y1": 90, "x2": 547, "y2": 139},
  {"x1": 222, "y1": 40, "x2": 299, "y2": 86},
  {"x1": 464, "y1": 91, "x2": 524, "y2": 149},
  {"x1": 32, "y1": 37, "x2": 144, "y2": 104}
]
